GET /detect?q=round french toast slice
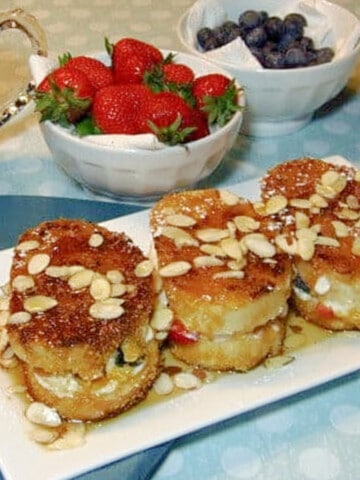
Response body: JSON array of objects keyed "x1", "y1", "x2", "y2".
[
  {"x1": 6, "y1": 219, "x2": 161, "y2": 420},
  {"x1": 261, "y1": 157, "x2": 360, "y2": 330},
  {"x1": 150, "y1": 189, "x2": 291, "y2": 371}
]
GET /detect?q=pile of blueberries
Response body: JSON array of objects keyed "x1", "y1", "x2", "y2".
[{"x1": 196, "y1": 9, "x2": 334, "y2": 69}]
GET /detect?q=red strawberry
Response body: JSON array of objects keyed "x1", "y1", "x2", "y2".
[
  {"x1": 60, "y1": 54, "x2": 113, "y2": 91},
  {"x1": 187, "y1": 109, "x2": 210, "y2": 142},
  {"x1": 142, "y1": 91, "x2": 198, "y2": 145},
  {"x1": 110, "y1": 37, "x2": 163, "y2": 84},
  {"x1": 92, "y1": 84, "x2": 153, "y2": 134},
  {"x1": 162, "y1": 63, "x2": 195, "y2": 85},
  {"x1": 35, "y1": 65, "x2": 95, "y2": 125},
  {"x1": 192, "y1": 73, "x2": 240, "y2": 127},
  {"x1": 168, "y1": 320, "x2": 199, "y2": 345}
]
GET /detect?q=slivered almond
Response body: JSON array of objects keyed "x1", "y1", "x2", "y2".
[
  {"x1": 151, "y1": 307, "x2": 173, "y2": 331},
  {"x1": 68, "y1": 269, "x2": 94, "y2": 290},
  {"x1": 26, "y1": 402, "x2": 62, "y2": 427},
  {"x1": 12, "y1": 275, "x2": 35, "y2": 292},
  {"x1": 275, "y1": 234, "x2": 298, "y2": 255},
  {"x1": 346, "y1": 195, "x2": 359, "y2": 209},
  {"x1": 219, "y1": 189, "x2": 239, "y2": 206},
  {"x1": 90, "y1": 277, "x2": 111, "y2": 301},
  {"x1": 265, "y1": 195, "x2": 287, "y2": 215},
  {"x1": 213, "y1": 270, "x2": 244, "y2": 279},
  {"x1": 331, "y1": 220, "x2": 349, "y2": 237},
  {"x1": 106, "y1": 270, "x2": 125, "y2": 284},
  {"x1": 173, "y1": 372, "x2": 201, "y2": 390},
  {"x1": 193, "y1": 256, "x2": 224, "y2": 268},
  {"x1": 45, "y1": 266, "x2": 71, "y2": 278},
  {"x1": 0, "y1": 297, "x2": 9, "y2": 311},
  {"x1": 8, "y1": 311, "x2": 31, "y2": 324},
  {"x1": 0, "y1": 329, "x2": 9, "y2": 353},
  {"x1": 153, "y1": 373, "x2": 174, "y2": 395},
  {"x1": 88, "y1": 233, "x2": 104, "y2": 247},
  {"x1": 233, "y1": 216, "x2": 260, "y2": 233},
  {"x1": 0, "y1": 311, "x2": 9, "y2": 326},
  {"x1": 200, "y1": 244, "x2": 226, "y2": 257},
  {"x1": 161, "y1": 226, "x2": 198, "y2": 248},
  {"x1": 89, "y1": 298, "x2": 125, "y2": 320},
  {"x1": 297, "y1": 237, "x2": 315, "y2": 261},
  {"x1": 295, "y1": 212, "x2": 310, "y2": 229},
  {"x1": 336, "y1": 208, "x2": 360, "y2": 220},
  {"x1": 289, "y1": 198, "x2": 311, "y2": 209},
  {"x1": 227, "y1": 259, "x2": 246, "y2": 270},
  {"x1": 134, "y1": 259, "x2": 154, "y2": 278},
  {"x1": 195, "y1": 228, "x2": 229, "y2": 243},
  {"x1": 165, "y1": 213, "x2": 197, "y2": 227},
  {"x1": 352, "y1": 237, "x2": 360, "y2": 256},
  {"x1": 252, "y1": 201, "x2": 267, "y2": 216},
  {"x1": 355, "y1": 171, "x2": 360, "y2": 182},
  {"x1": 16, "y1": 240, "x2": 40, "y2": 252},
  {"x1": 242, "y1": 233, "x2": 276, "y2": 258},
  {"x1": 110, "y1": 283, "x2": 127, "y2": 297},
  {"x1": 159, "y1": 261, "x2": 192, "y2": 277},
  {"x1": 220, "y1": 238, "x2": 243, "y2": 260},
  {"x1": 28, "y1": 253, "x2": 50, "y2": 275},
  {"x1": 296, "y1": 228, "x2": 318, "y2": 242},
  {"x1": 24, "y1": 295, "x2": 58, "y2": 313},
  {"x1": 226, "y1": 221, "x2": 237, "y2": 238},
  {"x1": 309, "y1": 194, "x2": 328, "y2": 208},
  {"x1": 315, "y1": 236, "x2": 340, "y2": 247}
]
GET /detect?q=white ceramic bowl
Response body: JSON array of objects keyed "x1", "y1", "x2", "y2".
[
  {"x1": 40, "y1": 50, "x2": 244, "y2": 201},
  {"x1": 178, "y1": 0, "x2": 360, "y2": 137}
]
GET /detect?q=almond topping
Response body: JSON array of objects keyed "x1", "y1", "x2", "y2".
[
  {"x1": 199, "y1": 244, "x2": 226, "y2": 257},
  {"x1": 275, "y1": 234, "x2": 298, "y2": 255},
  {"x1": 297, "y1": 237, "x2": 315, "y2": 261},
  {"x1": 8, "y1": 311, "x2": 31, "y2": 324},
  {"x1": 220, "y1": 238, "x2": 243, "y2": 260},
  {"x1": 0, "y1": 297, "x2": 9, "y2": 311},
  {"x1": 295, "y1": 212, "x2": 310, "y2": 229},
  {"x1": 16, "y1": 240, "x2": 40, "y2": 252},
  {"x1": 165, "y1": 213, "x2": 197, "y2": 227},
  {"x1": 352, "y1": 237, "x2": 360, "y2": 256},
  {"x1": 336, "y1": 208, "x2": 360, "y2": 220},
  {"x1": 110, "y1": 283, "x2": 127, "y2": 297},
  {"x1": 45, "y1": 266, "x2": 71, "y2": 278},
  {"x1": 68, "y1": 269, "x2": 94, "y2": 290},
  {"x1": 331, "y1": 221, "x2": 349, "y2": 238},
  {"x1": 309, "y1": 194, "x2": 328, "y2": 209},
  {"x1": 355, "y1": 171, "x2": 360, "y2": 182},
  {"x1": 193, "y1": 256, "x2": 225, "y2": 268},
  {"x1": 346, "y1": 195, "x2": 359, "y2": 210},
  {"x1": 134, "y1": 259, "x2": 154, "y2": 278},
  {"x1": 218, "y1": 189, "x2": 239, "y2": 206},
  {"x1": 159, "y1": 261, "x2": 192, "y2": 277},
  {"x1": 153, "y1": 373, "x2": 174, "y2": 395},
  {"x1": 89, "y1": 298, "x2": 125, "y2": 320},
  {"x1": 90, "y1": 277, "x2": 111, "y2": 301},
  {"x1": 0, "y1": 311, "x2": 9, "y2": 326},
  {"x1": 265, "y1": 195, "x2": 287, "y2": 215},
  {"x1": 24, "y1": 295, "x2": 58, "y2": 313},
  {"x1": 151, "y1": 307, "x2": 174, "y2": 331},
  {"x1": 195, "y1": 228, "x2": 229, "y2": 243},
  {"x1": 28, "y1": 253, "x2": 51, "y2": 275},
  {"x1": 289, "y1": 198, "x2": 311, "y2": 209},
  {"x1": 213, "y1": 270, "x2": 244, "y2": 280},
  {"x1": 12, "y1": 275, "x2": 35, "y2": 292},
  {"x1": 26, "y1": 402, "x2": 62, "y2": 427},
  {"x1": 315, "y1": 236, "x2": 340, "y2": 247},
  {"x1": 242, "y1": 233, "x2": 276, "y2": 258},
  {"x1": 233, "y1": 216, "x2": 260, "y2": 233},
  {"x1": 106, "y1": 269, "x2": 125, "y2": 284},
  {"x1": 173, "y1": 372, "x2": 202, "y2": 390},
  {"x1": 161, "y1": 226, "x2": 199, "y2": 248},
  {"x1": 88, "y1": 233, "x2": 104, "y2": 247}
]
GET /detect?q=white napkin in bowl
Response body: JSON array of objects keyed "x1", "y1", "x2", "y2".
[{"x1": 182, "y1": 0, "x2": 360, "y2": 70}]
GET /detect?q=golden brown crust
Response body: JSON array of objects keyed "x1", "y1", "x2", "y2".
[
  {"x1": 7, "y1": 219, "x2": 156, "y2": 380},
  {"x1": 23, "y1": 339, "x2": 161, "y2": 422},
  {"x1": 170, "y1": 318, "x2": 286, "y2": 372}
]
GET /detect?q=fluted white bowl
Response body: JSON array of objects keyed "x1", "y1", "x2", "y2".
[
  {"x1": 177, "y1": 0, "x2": 360, "y2": 136},
  {"x1": 40, "y1": 50, "x2": 244, "y2": 201}
]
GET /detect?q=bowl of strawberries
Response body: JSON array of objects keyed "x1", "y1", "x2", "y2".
[{"x1": 33, "y1": 37, "x2": 244, "y2": 200}]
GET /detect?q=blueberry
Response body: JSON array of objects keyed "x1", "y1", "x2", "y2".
[
  {"x1": 284, "y1": 47, "x2": 308, "y2": 68},
  {"x1": 283, "y1": 16, "x2": 304, "y2": 40},
  {"x1": 249, "y1": 46, "x2": 265, "y2": 65},
  {"x1": 238, "y1": 10, "x2": 264, "y2": 30},
  {"x1": 201, "y1": 36, "x2": 218, "y2": 51},
  {"x1": 298, "y1": 36, "x2": 314, "y2": 51},
  {"x1": 277, "y1": 32, "x2": 298, "y2": 52},
  {"x1": 314, "y1": 47, "x2": 335, "y2": 65},
  {"x1": 262, "y1": 41, "x2": 277, "y2": 55},
  {"x1": 263, "y1": 51, "x2": 286, "y2": 69},
  {"x1": 258, "y1": 11, "x2": 269, "y2": 25},
  {"x1": 265, "y1": 16, "x2": 284, "y2": 41},
  {"x1": 212, "y1": 25, "x2": 230, "y2": 47},
  {"x1": 221, "y1": 21, "x2": 241, "y2": 42},
  {"x1": 284, "y1": 13, "x2": 307, "y2": 28},
  {"x1": 196, "y1": 27, "x2": 214, "y2": 50},
  {"x1": 245, "y1": 26, "x2": 267, "y2": 48}
]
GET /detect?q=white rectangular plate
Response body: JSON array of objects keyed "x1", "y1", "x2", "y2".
[{"x1": 1, "y1": 178, "x2": 360, "y2": 480}]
